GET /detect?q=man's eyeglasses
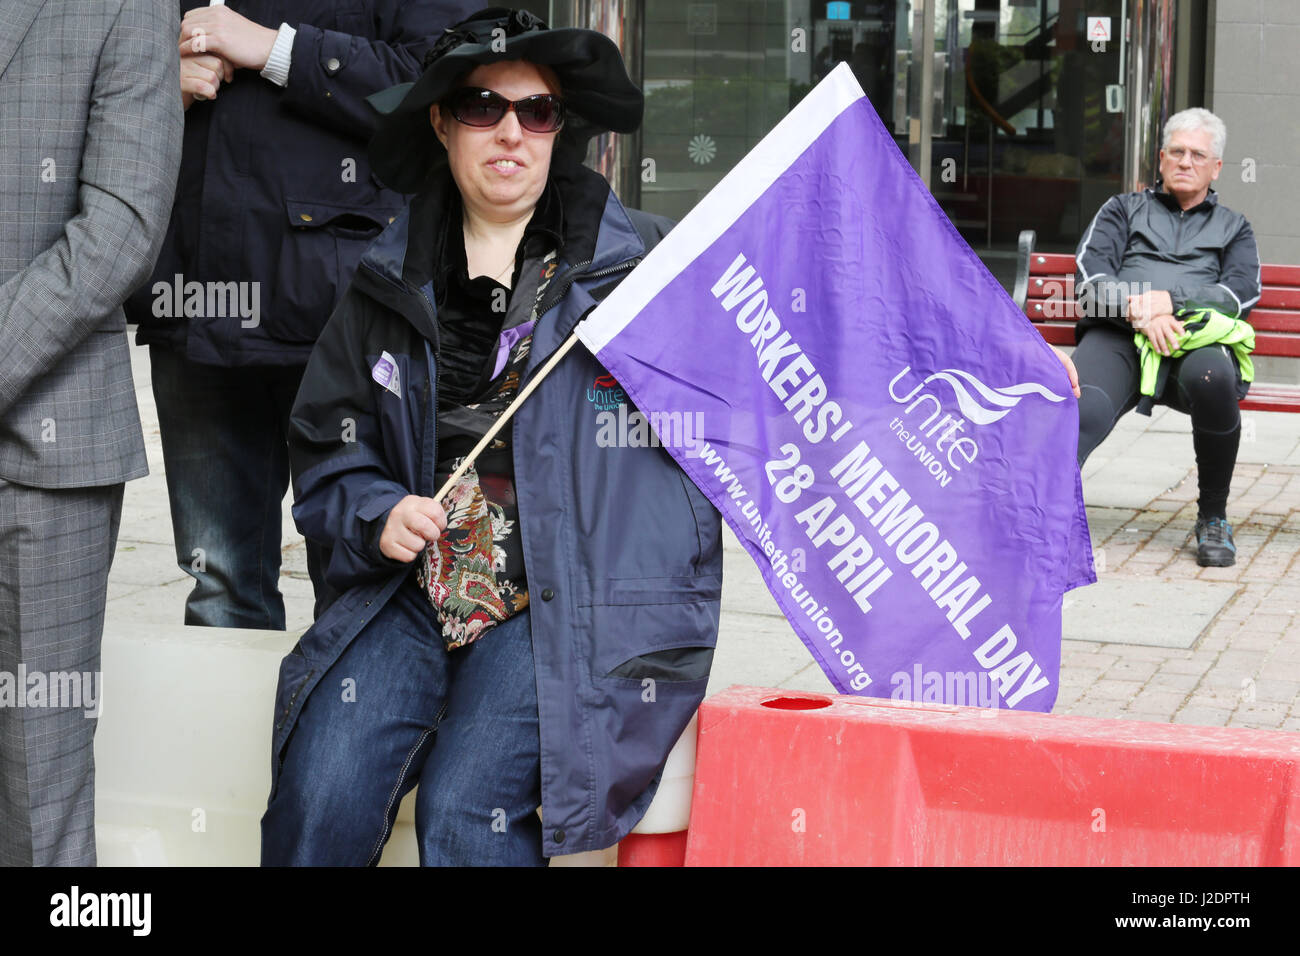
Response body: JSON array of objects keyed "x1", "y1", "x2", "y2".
[
  {"x1": 443, "y1": 87, "x2": 565, "y2": 133},
  {"x1": 1164, "y1": 146, "x2": 1215, "y2": 166}
]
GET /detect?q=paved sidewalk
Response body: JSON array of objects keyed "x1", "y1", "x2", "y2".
[{"x1": 109, "y1": 342, "x2": 1300, "y2": 731}]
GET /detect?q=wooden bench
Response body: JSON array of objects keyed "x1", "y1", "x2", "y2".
[{"x1": 1013, "y1": 229, "x2": 1300, "y2": 413}]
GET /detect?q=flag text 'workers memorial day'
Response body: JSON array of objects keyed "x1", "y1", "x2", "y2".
[{"x1": 578, "y1": 63, "x2": 1095, "y2": 711}]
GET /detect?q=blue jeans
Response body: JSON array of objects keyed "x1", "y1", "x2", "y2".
[
  {"x1": 150, "y1": 346, "x2": 330, "y2": 628},
  {"x1": 260, "y1": 582, "x2": 545, "y2": 866}
]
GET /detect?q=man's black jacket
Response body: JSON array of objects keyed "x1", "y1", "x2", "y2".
[{"x1": 1072, "y1": 185, "x2": 1261, "y2": 339}]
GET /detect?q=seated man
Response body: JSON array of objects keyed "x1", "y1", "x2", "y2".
[{"x1": 1072, "y1": 107, "x2": 1261, "y2": 567}]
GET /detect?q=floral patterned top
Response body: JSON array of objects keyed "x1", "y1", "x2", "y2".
[{"x1": 415, "y1": 183, "x2": 562, "y2": 650}]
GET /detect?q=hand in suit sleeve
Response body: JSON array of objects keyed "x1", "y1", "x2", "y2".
[
  {"x1": 0, "y1": 0, "x2": 183, "y2": 417},
  {"x1": 279, "y1": 0, "x2": 479, "y2": 138}
]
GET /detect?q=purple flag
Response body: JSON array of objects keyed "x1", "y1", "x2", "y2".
[{"x1": 578, "y1": 64, "x2": 1094, "y2": 711}]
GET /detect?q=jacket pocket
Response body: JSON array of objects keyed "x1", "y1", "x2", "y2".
[
  {"x1": 605, "y1": 645, "x2": 714, "y2": 682},
  {"x1": 585, "y1": 598, "x2": 720, "y2": 681},
  {"x1": 677, "y1": 468, "x2": 724, "y2": 572},
  {"x1": 273, "y1": 198, "x2": 402, "y2": 343},
  {"x1": 588, "y1": 573, "x2": 722, "y2": 607}
]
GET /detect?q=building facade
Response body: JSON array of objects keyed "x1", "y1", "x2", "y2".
[
  {"x1": 1210, "y1": 1, "x2": 1300, "y2": 264},
  {"x1": 517, "y1": 1, "x2": 1295, "y2": 288}
]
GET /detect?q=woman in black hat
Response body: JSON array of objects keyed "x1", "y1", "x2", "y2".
[{"x1": 262, "y1": 8, "x2": 723, "y2": 865}]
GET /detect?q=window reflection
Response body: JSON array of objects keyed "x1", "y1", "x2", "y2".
[{"x1": 633, "y1": 0, "x2": 1126, "y2": 260}]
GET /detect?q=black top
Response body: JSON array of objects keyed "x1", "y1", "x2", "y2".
[{"x1": 433, "y1": 180, "x2": 565, "y2": 408}]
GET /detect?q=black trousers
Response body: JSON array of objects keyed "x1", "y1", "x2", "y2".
[{"x1": 1074, "y1": 324, "x2": 1247, "y2": 518}]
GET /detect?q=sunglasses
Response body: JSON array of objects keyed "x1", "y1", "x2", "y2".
[{"x1": 443, "y1": 87, "x2": 565, "y2": 133}]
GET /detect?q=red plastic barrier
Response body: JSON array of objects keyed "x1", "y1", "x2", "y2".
[
  {"x1": 617, "y1": 831, "x2": 688, "y2": 867},
  {"x1": 685, "y1": 686, "x2": 1300, "y2": 866}
]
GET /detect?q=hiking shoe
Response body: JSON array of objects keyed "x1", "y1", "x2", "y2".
[{"x1": 1194, "y1": 516, "x2": 1236, "y2": 567}]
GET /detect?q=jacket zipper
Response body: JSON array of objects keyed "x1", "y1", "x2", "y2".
[
  {"x1": 520, "y1": 257, "x2": 642, "y2": 390},
  {"x1": 534, "y1": 258, "x2": 593, "y2": 317},
  {"x1": 418, "y1": 284, "x2": 439, "y2": 490},
  {"x1": 534, "y1": 256, "x2": 642, "y2": 319},
  {"x1": 388, "y1": 253, "x2": 642, "y2": 486}
]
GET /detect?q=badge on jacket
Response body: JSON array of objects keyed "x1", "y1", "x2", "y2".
[{"x1": 371, "y1": 351, "x2": 402, "y2": 397}]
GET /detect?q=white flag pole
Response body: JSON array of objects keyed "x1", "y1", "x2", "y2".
[{"x1": 431, "y1": 330, "x2": 581, "y2": 502}]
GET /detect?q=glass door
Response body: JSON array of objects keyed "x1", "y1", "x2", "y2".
[
  {"x1": 906, "y1": 0, "x2": 1128, "y2": 257},
  {"x1": 623, "y1": 1, "x2": 1132, "y2": 285}
]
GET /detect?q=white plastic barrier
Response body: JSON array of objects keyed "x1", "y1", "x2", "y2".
[
  {"x1": 95, "y1": 623, "x2": 299, "y2": 865},
  {"x1": 629, "y1": 712, "x2": 698, "y2": 836},
  {"x1": 93, "y1": 623, "x2": 611, "y2": 866}
]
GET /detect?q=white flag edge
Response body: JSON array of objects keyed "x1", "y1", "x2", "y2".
[{"x1": 577, "y1": 62, "x2": 867, "y2": 356}]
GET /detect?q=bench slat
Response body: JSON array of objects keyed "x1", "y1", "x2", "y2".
[
  {"x1": 1031, "y1": 324, "x2": 1077, "y2": 346},
  {"x1": 1028, "y1": 253, "x2": 1076, "y2": 275},
  {"x1": 1025, "y1": 259, "x2": 1300, "y2": 288},
  {"x1": 1025, "y1": 301, "x2": 1080, "y2": 320},
  {"x1": 1261, "y1": 264, "x2": 1300, "y2": 286},
  {"x1": 1027, "y1": 275, "x2": 1074, "y2": 299},
  {"x1": 1026, "y1": 280, "x2": 1300, "y2": 316},
  {"x1": 1026, "y1": 298, "x2": 1300, "y2": 334},
  {"x1": 1029, "y1": 306, "x2": 1300, "y2": 343},
  {"x1": 1259, "y1": 285, "x2": 1300, "y2": 309},
  {"x1": 1240, "y1": 398, "x2": 1300, "y2": 412},
  {"x1": 1241, "y1": 385, "x2": 1300, "y2": 413},
  {"x1": 1244, "y1": 309, "x2": 1300, "y2": 333},
  {"x1": 1254, "y1": 333, "x2": 1300, "y2": 357}
]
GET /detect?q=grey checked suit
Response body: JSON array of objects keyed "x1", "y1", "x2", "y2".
[{"x1": 0, "y1": 0, "x2": 182, "y2": 865}]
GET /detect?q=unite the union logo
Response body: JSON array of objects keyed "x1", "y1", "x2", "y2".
[
  {"x1": 886, "y1": 365, "x2": 1068, "y2": 487},
  {"x1": 586, "y1": 372, "x2": 625, "y2": 411}
]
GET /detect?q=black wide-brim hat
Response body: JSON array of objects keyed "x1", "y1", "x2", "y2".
[{"x1": 367, "y1": 7, "x2": 644, "y2": 193}]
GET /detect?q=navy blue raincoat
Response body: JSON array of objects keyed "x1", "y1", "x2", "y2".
[
  {"x1": 270, "y1": 159, "x2": 723, "y2": 856},
  {"x1": 126, "y1": 0, "x2": 475, "y2": 365}
]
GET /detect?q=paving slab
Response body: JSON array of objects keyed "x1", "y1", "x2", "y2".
[
  {"x1": 1083, "y1": 459, "x2": 1196, "y2": 509},
  {"x1": 775, "y1": 660, "x2": 837, "y2": 694},
  {"x1": 1063, "y1": 578, "x2": 1241, "y2": 648}
]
